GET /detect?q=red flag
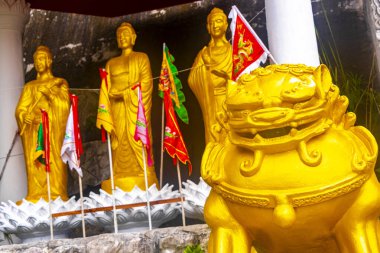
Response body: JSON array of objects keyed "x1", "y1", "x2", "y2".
[
  {"x1": 163, "y1": 88, "x2": 192, "y2": 174},
  {"x1": 41, "y1": 109, "x2": 50, "y2": 172},
  {"x1": 70, "y1": 94, "x2": 83, "y2": 159},
  {"x1": 229, "y1": 5, "x2": 270, "y2": 81}
]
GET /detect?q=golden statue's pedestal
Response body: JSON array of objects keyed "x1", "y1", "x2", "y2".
[{"x1": 101, "y1": 175, "x2": 159, "y2": 193}]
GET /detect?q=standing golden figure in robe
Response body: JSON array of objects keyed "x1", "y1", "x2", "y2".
[
  {"x1": 15, "y1": 46, "x2": 70, "y2": 203},
  {"x1": 101, "y1": 22, "x2": 159, "y2": 193},
  {"x1": 188, "y1": 8, "x2": 232, "y2": 144}
]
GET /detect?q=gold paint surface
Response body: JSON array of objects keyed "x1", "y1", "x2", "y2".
[
  {"x1": 101, "y1": 22, "x2": 159, "y2": 193},
  {"x1": 201, "y1": 64, "x2": 380, "y2": 252},
  {"x1": 15, "y1": 46, "x2": 70, "y2": 203}
]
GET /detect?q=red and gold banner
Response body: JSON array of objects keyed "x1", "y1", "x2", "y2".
[
  {"x1": 163, "y1": 88, "x2": 192, "y2": 174},
  {"x1": 229, "y1": 5, "x2": 269, "y2": 81}
]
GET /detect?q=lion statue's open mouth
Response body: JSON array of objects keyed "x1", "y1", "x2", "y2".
[
  {"x1": 219, "y1": 64, "x2": 350, "y2": 174},
  {"x1": 226, "y1": 64, "x2": 337, "y2": 151}
]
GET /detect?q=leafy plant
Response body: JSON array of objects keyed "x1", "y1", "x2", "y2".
[
  {"x1": 183, "y1": 244, "x2": 205, "y2": 253},
  {"x1": 317, "y1": 0, "x2": 379, "y2": 123},
  {"x1": 316, "y1": 0, "x2": 380, "y2": 177}
]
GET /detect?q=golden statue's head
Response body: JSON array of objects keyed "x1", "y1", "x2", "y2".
[
  {"x1": 116, "y1": 22, "x2": 137, "y2": 49},
  {"x1": 33, "y1": 45, "x2": 53, "y2": 74},
  {"x1": 207, "y1": 7, "x2": 228, "y2": 39}
]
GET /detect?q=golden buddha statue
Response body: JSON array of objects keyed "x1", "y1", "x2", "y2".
[
  {"x1": 202, "y1": 64, "x2": 380, "y2": 252},
  {"x1": 15, "y1": 46, "x2": 70, "y2": 203},
  {"x1": 101, "y1": 22, "x2": 159, "y2": 193},
  {"x1": 188, "y1": 7, "x2": 232, "y2": 144}
]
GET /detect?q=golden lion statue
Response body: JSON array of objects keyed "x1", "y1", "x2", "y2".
[{"x1": 202, "y1": 64, "x2": 380, "y2": 253}]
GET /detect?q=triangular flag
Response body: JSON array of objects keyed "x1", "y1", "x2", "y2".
[
  {"x1": 70, "y1": 94, "x2": 83, "y2": 159},
  {"x1": 162, "y1": 87, "x2": 192, "y2": 174},
  {"x1": 96, "y1": 68, "x2": 117, "y2": 145},
  {"x1": 158, "y1": 44, "x2": 189, "y2": 124},
  {"x1": 35, "y1": 109, "x2": 50, "y2": 172},
  {"x1": 61, "y1": 94, "x2": 83, "y2": 177},
  {"x1": 132, "y1": 83, "x2": 153, "y2": 167},
  {"x1": 229, "y1": 5, "x2": 270, "y2": 81}
]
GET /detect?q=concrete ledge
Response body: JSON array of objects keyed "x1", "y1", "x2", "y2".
[{"x1": 0, "y1": 224, "x2": 210, "y2": 253}]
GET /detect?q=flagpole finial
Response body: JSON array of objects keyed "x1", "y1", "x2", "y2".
[
  {"x1": 131, "y1": 83, "x2": 141, "y2": 90},
  {"x1": 99, "y1": 68, "x2": 108, "y2": 79}
]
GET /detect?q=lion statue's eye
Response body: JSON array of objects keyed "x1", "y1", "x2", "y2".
[{"x1": 280, "y1": 78, "x2": 316, "y2": 103}]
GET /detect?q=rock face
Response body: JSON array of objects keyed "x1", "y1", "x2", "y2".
[{"x1": 0, "y1": 224, "x2": 210, "y2": 253}]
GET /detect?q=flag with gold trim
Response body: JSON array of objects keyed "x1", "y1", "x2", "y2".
[
  {"x1": 229, "y1": 5, "x2": 269, "y2": 81},
  {"x1": 96, "y1": 68, "x2": 116, "y2": 144},
  {"x1": 158, "y1": 44, "x2": 189, "y2": 124},
  {"x1": 162, "y1": 88, "x2": 192, "y2": 174}
]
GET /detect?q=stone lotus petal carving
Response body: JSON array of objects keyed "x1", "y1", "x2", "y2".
[
  {"x1": 85, "y1": 184, "x2": 181, "y2": 232},
  {"x1": 0, "y1": 197, "x2": 89, "y2": 243},
  {"x1": 182, "y1": 178, "x2": 211, "y2": 221}
]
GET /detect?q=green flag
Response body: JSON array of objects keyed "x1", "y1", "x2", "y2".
[
  {"x1": 35, "y1": 123, "x2": 46, "y2": 169},
  {"x1": 158, "y1": 44, "x2": 189, "y2": 124}
]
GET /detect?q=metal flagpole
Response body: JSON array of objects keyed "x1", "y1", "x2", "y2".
[
  {"x1": 160, "y1": 102, "x2": 164, "y2": 187},
  {"x1": 176, "y1": 162, "x2": 186, "y2": 227},
  {"x1": 142, "y1": 146, "x2": 153, "y2": 230},
  {"x1": 159, "y1": 42, "x2": 166, "y2": 188},
  {"x1": 107, "y1": 133, "x2": 118, "y2": 233},
  {"x1": 46, "y1": 172, "x2": 54, "y2": 240},
  {"x1": 78, "y1": 175, "x2": 86, "y2": 238}
]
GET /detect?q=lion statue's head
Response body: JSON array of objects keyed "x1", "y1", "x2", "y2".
[{"x1": 225, "y1": 64, "x2": 354, "y2": 153}]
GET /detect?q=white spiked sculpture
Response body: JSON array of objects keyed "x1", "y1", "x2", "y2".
[
  {"x1": 0, "y1": 197, "x2": 90, "y2": 243},
  {"x1": 182, "y1": 178, "x2": 211, "y2": 221},
  {"x1": 85, "y1": 184, "x2": 181, "y2": 232}
]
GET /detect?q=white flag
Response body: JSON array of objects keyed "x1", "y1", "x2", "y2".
[{"x1": 61, "y1": 106, "x2": 83, "y2": 177}]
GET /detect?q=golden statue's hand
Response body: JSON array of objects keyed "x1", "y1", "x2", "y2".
[
  {"x1": 48, "y1": 78, "x2": 64, "y2": 89},
  {"x1": 202, "y1": 48, "x2": 212, "y2": 69},
  {"x1": 23, "y1": 114, "x2": 34, "y2": 125},
  {"x1": 37, "y1": 85, "x2": 50, "y2": 95},
  {"x1": 109, "y1": 89, "x2": 125, "y2": 99}
]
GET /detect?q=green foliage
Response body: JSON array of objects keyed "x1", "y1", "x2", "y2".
[
  {"x1": 183, "y1": 244, "x2": 205, "y2": 253},
  {"x1": 317, "y1": 0, "x2": 380, "y2": 178}
]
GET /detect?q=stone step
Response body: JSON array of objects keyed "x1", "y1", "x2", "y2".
[{"x1": 0, "y1": 224, "x2": 210, "y2": 253}]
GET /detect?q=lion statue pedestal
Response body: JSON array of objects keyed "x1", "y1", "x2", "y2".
[{"x1": 202, "y1": 64, "x2": 380, "y2": 253}]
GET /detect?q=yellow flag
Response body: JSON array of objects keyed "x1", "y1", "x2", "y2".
[{"x1": 96, "y1": 69, "x2": 116, "y2": 141}]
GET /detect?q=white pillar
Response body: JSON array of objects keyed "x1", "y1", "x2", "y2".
[
  {"x1": 265, "y1": 0, "x2": 320, "y2": 66},
  {"x1": 368, "y1": 0, "x2": 380, "y2": 84},
  {"x1": 0, "y1": 0, "x2": 30, "y2": 202}
]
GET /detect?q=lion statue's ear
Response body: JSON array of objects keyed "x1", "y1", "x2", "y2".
[{"x1": 313, "y1": 64, "x2": 333, "y2": 99}]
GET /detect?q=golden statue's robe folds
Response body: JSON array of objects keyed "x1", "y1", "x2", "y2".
[
  {"x1": 188, "y1": 44, "x2": 232, "y2": 144},
  {"x1": 101, "y1": 51, "x2": 158, "y2": 192},
  {"x1": 15, "y1": 78, "x2": 70, "y2": 202}
]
